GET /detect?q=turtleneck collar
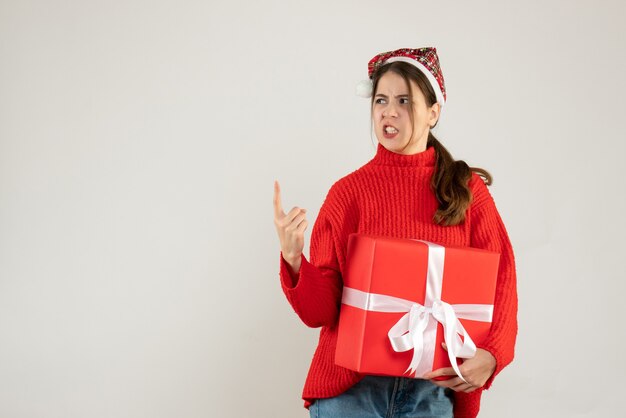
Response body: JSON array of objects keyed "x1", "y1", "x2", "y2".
[{"x1": 371, "y1": 142, "x2": 437, "y2": 167}]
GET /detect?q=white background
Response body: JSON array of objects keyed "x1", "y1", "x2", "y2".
[{"x1": 1, "y1": 0, "x2": 625, "y2": 417}]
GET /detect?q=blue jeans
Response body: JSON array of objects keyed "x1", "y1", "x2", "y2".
[{"x1": 309, "y1": 375, "x2": 453, "y2": 418}]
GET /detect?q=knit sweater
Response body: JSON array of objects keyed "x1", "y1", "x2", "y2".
[{"x1": 278, "y1": 142, "x2": 518, "y2": 418}]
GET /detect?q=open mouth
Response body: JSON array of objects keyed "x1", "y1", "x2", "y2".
[
  {"x1": 383, "y1": 125, "x2": 399, "y2": 138},
  {"x1": 385, "y1": 126, "x2": 398, "y2": 134}
]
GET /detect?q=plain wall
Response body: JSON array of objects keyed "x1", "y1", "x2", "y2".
[{"x1": 1, "y1": 0, "x2": 625, "y2": 417}]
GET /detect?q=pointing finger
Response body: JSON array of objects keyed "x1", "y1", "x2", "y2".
[{"x1": 273, "y1": 180, "x2": 285, "y2": 218}]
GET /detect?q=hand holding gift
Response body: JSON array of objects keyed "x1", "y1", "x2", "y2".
[
  {"x1": 273, "y1": 180, "x2": 308, "y2": 273},
  {"x1": 424, "y1": 342, "x2": 497, "y2": 393}
]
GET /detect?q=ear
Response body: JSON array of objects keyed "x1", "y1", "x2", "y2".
[{"x1": 430, "y1": 102, "x2": 441, "y2": 127}]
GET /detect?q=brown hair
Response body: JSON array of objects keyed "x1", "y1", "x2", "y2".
[{"x1": 371, "y1": 61, "x2": 492, "y2": 226}]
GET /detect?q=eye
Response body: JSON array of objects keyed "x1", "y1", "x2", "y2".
[
  {"x1": 399, "y1": 98, "x2": 409, "y2": 105},
  {"x1": 374, "y1": 98, "x2": 387, "y2": 104}
]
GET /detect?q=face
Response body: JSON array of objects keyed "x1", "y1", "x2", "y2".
[{"x1": 372, "y1": 71, "x2": 440, "y2": 155}]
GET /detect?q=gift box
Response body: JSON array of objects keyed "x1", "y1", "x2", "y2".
[{"x1": 335, "y1": 233, "x2": 500, "y2": 381}]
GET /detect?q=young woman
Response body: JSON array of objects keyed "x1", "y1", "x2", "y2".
[{"x1": 273, "y1": 47, "x2": 518, "y2": 418}]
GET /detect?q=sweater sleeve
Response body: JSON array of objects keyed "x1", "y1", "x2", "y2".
[
  {"x1": 469, "y1": 174, "x2": 519, "y2": 390},
  {"x1": 278, "y1": 193, "x2": 343, "y2": 328}
]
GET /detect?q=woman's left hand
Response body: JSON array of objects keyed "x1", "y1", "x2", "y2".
[{"x1": 422, "y1": 343, "x2": 496, "y2": 393}]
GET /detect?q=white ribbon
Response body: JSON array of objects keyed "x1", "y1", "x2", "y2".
[{"x1": 341, "y1": 240, "x2": 493, "y2": 383}]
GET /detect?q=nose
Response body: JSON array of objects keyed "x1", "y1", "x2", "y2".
[{"x1": 382, "y1": 103, "x2": 398, "y2": 118}]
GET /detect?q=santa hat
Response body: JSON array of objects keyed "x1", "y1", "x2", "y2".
[{"x1": 356, "y1": 47, "x2": 446, "y2": 109}]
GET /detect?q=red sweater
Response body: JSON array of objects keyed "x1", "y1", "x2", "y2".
[{"x1": 279, "y1": 143, "x2": 518, "y2": 418}]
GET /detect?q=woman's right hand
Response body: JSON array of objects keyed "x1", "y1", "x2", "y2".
[{"x1": 273, "y1": 180, "x2": 308, "y2": 273}]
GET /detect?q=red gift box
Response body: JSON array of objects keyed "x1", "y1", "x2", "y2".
[{"x1": 335, "y1": 233, "x2": 500, "y2": 381}]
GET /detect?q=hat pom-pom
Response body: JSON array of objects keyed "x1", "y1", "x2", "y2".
[{"x1": 355, "y1": 79, "x2": 373, "y2": 98}]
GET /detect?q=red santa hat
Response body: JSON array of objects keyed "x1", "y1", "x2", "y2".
[{"x1": 356, "y1": 47, "x2": 447, "y2": 109}]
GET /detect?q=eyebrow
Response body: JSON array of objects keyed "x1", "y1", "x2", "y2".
[{"x1": 374, "y1": 93, "x2": 409, "y2": 98}]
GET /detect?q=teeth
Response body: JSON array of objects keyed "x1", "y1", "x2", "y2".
[{"x1": 385, "y1": 126, "x2": 398, "y2": 134}]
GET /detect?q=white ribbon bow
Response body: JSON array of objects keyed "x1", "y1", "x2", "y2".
[{"x1": 341, "y1": 240, "x2": 493, "y2": 383}]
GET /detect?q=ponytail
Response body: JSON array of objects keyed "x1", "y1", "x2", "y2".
[{"x1": 428, "y1": 132, "x2": 492, "y2": 226}]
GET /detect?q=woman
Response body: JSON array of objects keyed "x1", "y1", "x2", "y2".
[{"x1": 273, "y1": 47, "x2": 518, "y2": 418}]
